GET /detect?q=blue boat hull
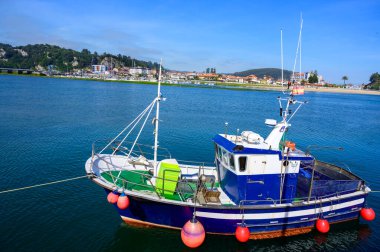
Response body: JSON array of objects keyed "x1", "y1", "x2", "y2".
[{"x1": 105, "y1": 189, "x2": 367, "y2": 239}]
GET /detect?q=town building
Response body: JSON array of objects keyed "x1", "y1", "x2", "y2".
[
  {"x1": 92, "y1": 65, "x2": 107, "y2": 74},
  {"x1": 198, "y1": 73, "x2": 218, "y2": 80},
  {"x1": 245, "y1": 74, "x2": 259, "y2": 83},
  {"x1": 291, "y1": 72, "x2": 305, "y2": 82},
  {"x1": 206, "y1": 68, "x2": 216, "y2": 74},
  {"x1": 128, "y1": 67, "x2": 152, "y2": 76}
]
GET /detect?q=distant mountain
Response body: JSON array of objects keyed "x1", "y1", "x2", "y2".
[
  {"x1": 0, "y1": 43, "x2": 160, "y2": 72},
  {"x1": 233, "y1": 68, "x2": 293, "y2": 80}
]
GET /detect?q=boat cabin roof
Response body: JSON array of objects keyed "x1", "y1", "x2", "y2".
[
  {"x1": 213, "y1": 134, "x2": 313, "y2": 161},
  {"x1": 213, "y1": 134, "x2": 277, "y2": 155}
]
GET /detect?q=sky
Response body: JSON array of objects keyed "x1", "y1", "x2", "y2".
[{"x1": 1, "y1": 0, "x2": 379, "y2": 84}]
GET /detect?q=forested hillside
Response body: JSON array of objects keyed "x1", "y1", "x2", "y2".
[
  {"x1": 0, "y1": 43, "x2": 160, "y2": 71},
  {"x1": 233, "y1": 68, "x2": 292, "y2": 80}
]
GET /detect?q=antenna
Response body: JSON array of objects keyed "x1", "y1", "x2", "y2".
[
  {"x1": 235, "y1": 128, "x2": 240, "y2": 144},
  {"x1": 224, "y1": 122, "x2": 229, "y2": 137}
]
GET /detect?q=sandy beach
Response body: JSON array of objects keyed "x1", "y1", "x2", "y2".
[
  {"x1": 223, "y1": 83, "x2": 380, "y2": 95},
  {"x1": 303, "y1": 87, "x2": 380, "y2": 95}
]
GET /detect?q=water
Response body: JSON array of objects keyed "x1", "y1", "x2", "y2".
[{"x1": 0, "y1": 75, "x2": 379, "y2": 251}]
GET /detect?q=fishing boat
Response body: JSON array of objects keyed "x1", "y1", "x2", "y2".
[{"x1": 85, "y1": 62, "x2": 375, "y2": 247}]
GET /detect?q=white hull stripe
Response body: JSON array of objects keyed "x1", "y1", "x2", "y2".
[{"x1": 195, "y1": 198, "x2": 364, "y2": 220}]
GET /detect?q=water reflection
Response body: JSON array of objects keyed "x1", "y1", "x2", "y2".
[{"x1": 105, "y1": 221, "x2": 372, "y2": 252}]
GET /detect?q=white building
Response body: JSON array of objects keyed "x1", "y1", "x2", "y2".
[
  {"x1": 92, "y1": 65, "x2": 107, "y2": 74},
  {"x1": 291, "y1": 72, "x2": 305, "y2": 82},
  {"x1": 129, "y1": 67, "x2": 151, "y2": 75}
]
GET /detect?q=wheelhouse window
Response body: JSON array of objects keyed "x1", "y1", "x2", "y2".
[
  {"x1": 229, "y1": 154, "x2": 235, "y2": 170},
  {"x1": 217, "y1": 146, "x2": 236, "y2": 171},
  {"x1": 214, "y1": 144, "x2": 219, "y2": 158},
  {"x1": 217, "y1": 146, "x2": 222, "y2": 160},
  {"x1": 222, "y1": 149, "x2": 229, "y2": 167},
  {"x1": 238, "y1": 156, "x2": 247, "y2": 172}
]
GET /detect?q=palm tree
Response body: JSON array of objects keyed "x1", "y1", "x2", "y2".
[{"x1": 342, "y1": 76, "x2": 348, "y2": 85}]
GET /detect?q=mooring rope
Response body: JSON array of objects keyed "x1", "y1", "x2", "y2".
[{"x1": 0, "y1": 175, "x2": 88, "y2": 194}]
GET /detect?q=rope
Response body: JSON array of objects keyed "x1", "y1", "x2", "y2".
[{"x1": 0, "y1": 175, "x2": 88, "y2": 194}]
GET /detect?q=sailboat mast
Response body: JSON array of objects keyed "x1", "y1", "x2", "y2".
[
  {"x1": 281, "y1": 29, "x2": 284, "y2": 86},
  {"x1": 299, "y1": 14, "x2": 303, "y2": 83},
  {"x1": 292, "y1": 14, "x2": 303, "y2": 83},
  {"x1": 153, "y1": 60, "x2": 162, "y2": 169}
]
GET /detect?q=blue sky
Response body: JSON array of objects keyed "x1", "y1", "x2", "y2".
[{"x1": 1, "y1": 0, "x2": 379, "y2": 84}]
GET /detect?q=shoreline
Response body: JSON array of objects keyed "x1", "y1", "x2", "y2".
[{"x1": 1, "y1": 72, "x2": 379, "y2": 96}]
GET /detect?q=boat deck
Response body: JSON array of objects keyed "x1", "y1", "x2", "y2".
[{"x1": 100, "y1": 170, "x2": 224, "y2": 203}]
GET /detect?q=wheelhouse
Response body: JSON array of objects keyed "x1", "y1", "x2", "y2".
[{"x1": 213, "y1": 133, "x2": 313, "y2": 205}]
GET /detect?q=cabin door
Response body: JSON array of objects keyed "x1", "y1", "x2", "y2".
[{"x1": 245, "y1": 155, "x2": 267, "y2": 201}]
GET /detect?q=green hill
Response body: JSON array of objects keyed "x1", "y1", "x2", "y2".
[
  {"x1": 0, "y1": 43, "x2": 160, "y2": 72},
  {"x1": 364, "y1": 72, "x2": 380, "y2": 90},
  {"x1": 233, "y1": 68, "x2": 293, "y2": 80}
]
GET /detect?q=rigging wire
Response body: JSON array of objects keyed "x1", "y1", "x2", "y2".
[
  {"x1": 111, "y1": 100, "x2": 156, "y2": 155},
  {"x1": 116, "y1": 98, "x2": 157, "y2": 179},
  {"x1": 100, "y1": 99, "x2": 156, "y2": 154},
  {"x1": 126, "y1": 98, "x2": 156, "y2": 159}
]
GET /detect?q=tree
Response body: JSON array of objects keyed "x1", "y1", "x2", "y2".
[
  {"x1": 368, "y1": 72, "x2": 380, "y2": 90},
  {"x1": 308, "y1": 72, "x2": 318, "y2": 84},
  {"x1": 342, "y1": 76, "x2": 348, "y2": 85},
  {"x1": 91, "y1": 52, "x2": 98, "y2": 65},
  {"x1": 369, "y1": 72, "x2": 380, "y2": 84}
]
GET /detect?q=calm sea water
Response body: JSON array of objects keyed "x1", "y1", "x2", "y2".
[{"x1": 0, "y1": 75, "x2": 379, "y2": 251}]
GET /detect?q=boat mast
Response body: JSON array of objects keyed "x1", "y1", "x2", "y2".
[{"x1": 153, "y1": 59, "x2": 162, "y2": 171}]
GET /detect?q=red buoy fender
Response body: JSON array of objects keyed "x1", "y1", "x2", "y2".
[
  {"x1": 107, "y1": 191, "x2": 119, "y2": 204},
  {"x1": 235, "y1": 225, "x2": 250, "y2": 242},
  {"x1": 181, "y1": 219, "x2": 205, "y2": 248},
  {"x1": 117, "y1": 193, "x2": 130, "y2": 210},
  {"x1": 316, "y1": 219, "x2": 330, "y2": 233},
  {"x1": 361, "y1": 207, "x2": 375, "y2": 221}
]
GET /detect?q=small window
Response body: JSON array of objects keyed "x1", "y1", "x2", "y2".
[
  {"x1": 229, "y1": 154, "x2": 235, "y2": 170},
  {"x1": 239, "y1": 156, "x2": 247, "y2": 172},
  {"x1": 222, "y1": 149, "x2": 229, "y2": 166},
  {"x1": 214, "y1": 144, "x2": 219, "y2": 157},
  {"x1": 218, "y1": 146, "x2": 222, "y2": 160}
]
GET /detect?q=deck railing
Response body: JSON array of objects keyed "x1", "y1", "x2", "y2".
[
  {"x1": 92, "y1": 139, "x2": 172, "y2": 161},
  {"x1": 92, "y1": 151, "x2": 216, "y2": 202}
]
